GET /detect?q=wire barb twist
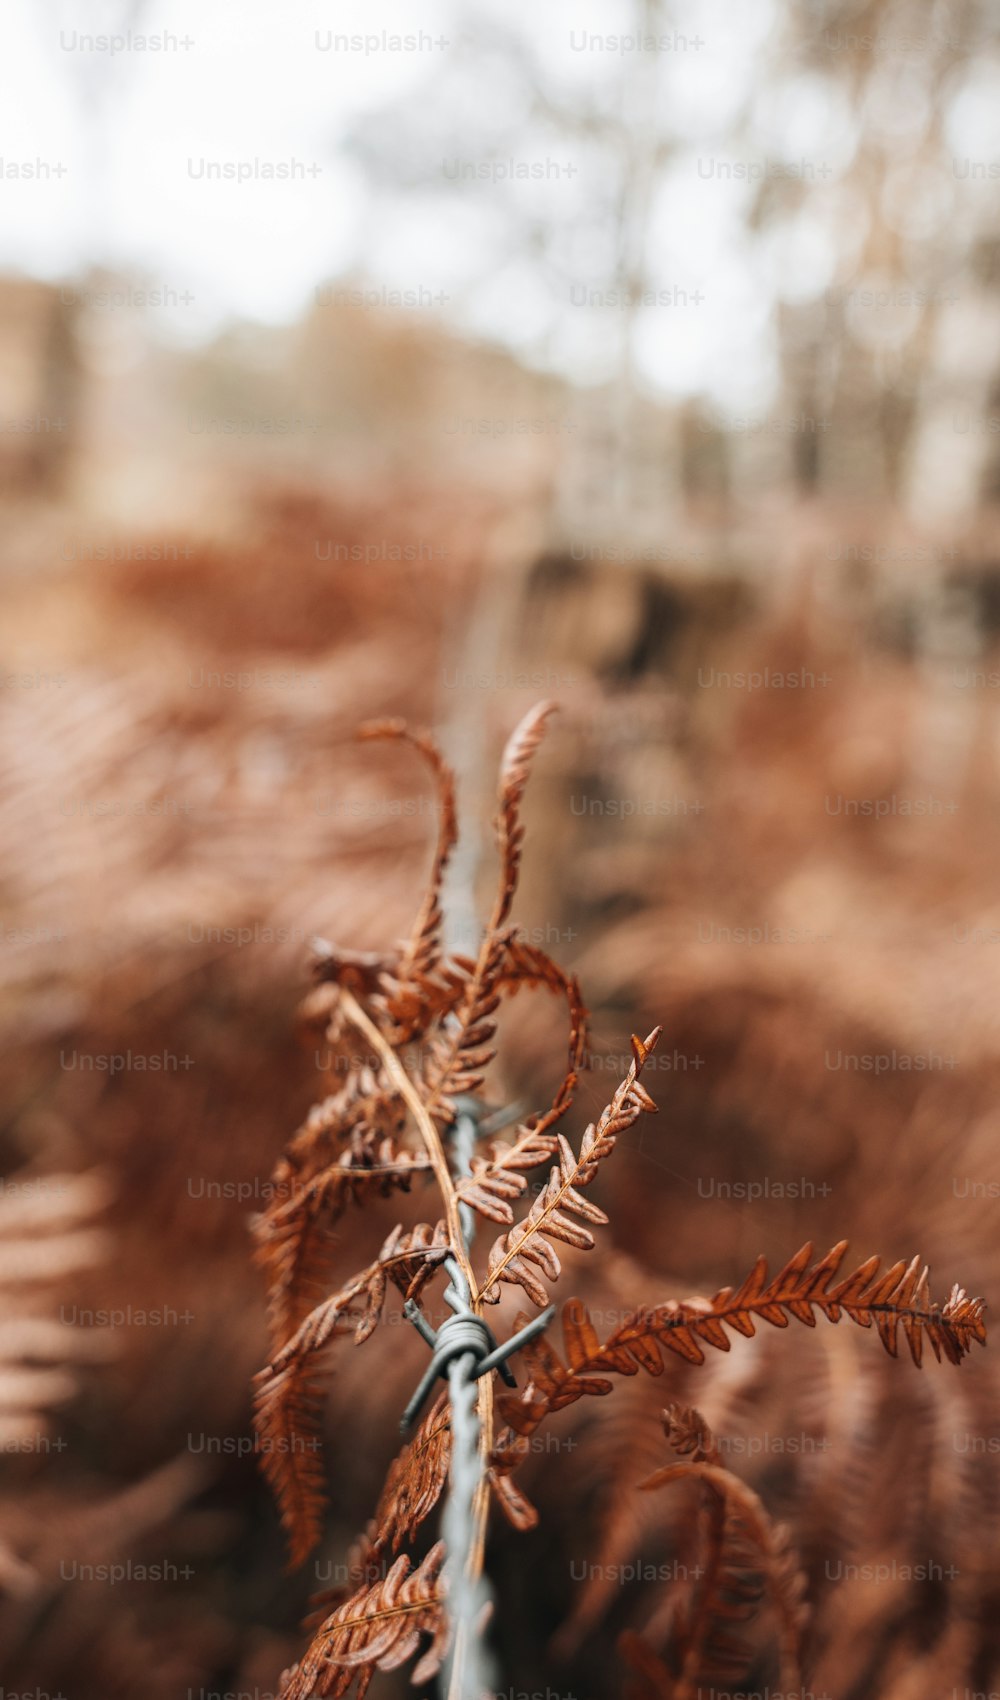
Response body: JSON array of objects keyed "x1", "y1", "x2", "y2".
[{"x1": 398, "y1": 1100, "x2": 555, "y2": 1700}]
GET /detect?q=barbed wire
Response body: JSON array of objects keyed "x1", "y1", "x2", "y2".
[
  {"x1": 440, "y1": 1104, "x2": 496, "y2": 1700},
  {"x1": 398, "y1": 1098, "x2": 553, "y2": 1700}
]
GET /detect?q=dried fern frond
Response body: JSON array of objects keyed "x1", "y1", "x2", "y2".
[
  {"x1": 255, "y1": 1222, "x2": 449, "y2": 1568},
  {"x1": 493, "y1": 701, "x2": 556, "y2": 925},
  {"x1": 480, "y1": 1028, "x2": 660, "y2": 1306},
  {"x1": 418, "y1": 702, "x2": 559, "y2": 1127},
  {"x1": 251, "y1": 697, "x2": 992, "y2": 1697},
  {"x1": 370, "y1": 1391, "x2": 452, "y2": 1560},
  {"x1": 0, "y1": 1170, "x2": 115, "y2": 1599},
  {"x1": 256, "y1": 1142, "x2": 432, "y2": 1349},
  {"x1": 253, "y1": 1068, "x2": 409, "y2": 1348},
  {"x1": 456, "y1": 1121, "x2": 563, "y2": 1229},
  {"x1": 254, "y1": 701, "x2": 600, "y2": 1575},
  {"x1": 457, "y1": 939, "x2": 588, "y2": 1228},
  {"x1": 662, "y1": 1401, "x2": 716, "y2": 1463},
  {"x1": 628, "y1": 1406, "x2": 809, "y2": 1700},
  {"x1": 486, "y1": 1443, "x2": 540, "y2": 1532},
  {"x1": 608, "y1": 1241, "x2": 988, "y2": 1370},
  {"x1": 357, "y1": 718, "x2": 458, "y2": 993},
  {"x1": 280, "y1": 1540, "x2": 449, "y2": 1700},
  {"x1": 497, "y1": 935, "x2": 587, "y2": 1019},
  {"x1": 254, "y1": 1266, "x2": 381, "y2": 1570},
  {"x1": 499, "y1": 1241, "x2": 986, "y2": 1441},
  {"x1": 639, "y1": 1428, "x2": 812, "y2": 1700},
  {"x1": 377, "y1": 1219, "x2": 452, "y2": 1304}
]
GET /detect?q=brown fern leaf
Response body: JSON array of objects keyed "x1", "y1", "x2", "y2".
[
  {"x1": 480, "y1": 1029, "x2": 659, "y2": 1305},
  {"x1": 497, "y1": 938, "x2": 588, "y2": 1105},
  {"x1": 302, "y1": 1525, "x2": 386, "y2": 1632},
  {"x1": 406, "y1": 925, "x2": 511, "y2": 1135},
  {"x1": 663, "y1": 1401, "x2": 716, "y2": 1463},
  {"x1": 357, "y1": 718, "x2": 458, "y2": 988},
  {"x1": 258, "y1": 1213, "x2": 455, "y2": 1568},
  {"x1": 496, "y1": 938, "x2": 585, "y2": 1094},
  {"x1": 487, "y1": 1449, "x2": 540, "y2": 1532},
  {"x1": 279, "y1": 1541, "x2": 449, "y2": 1700},
  {"x1": 378, "y1": 1218, "x2": 450, "y2": 1303},
  {"x1": 370, "y1": 1391, "x2": 452, "y2": 1559},
  {"x1": 457, "y1": 1120, "x2": 564, "y2": 1227},
  {"x1": 256, "y1": 1198, "x2": 342, "y2": 1360},
  {"x1": 496, "y1": 1299, "x2": 618, "y2": 1436},
  {"x1": 487, "y1": 1407, "x2": 543, "y2": 1530},
  {"x1": 254, "y1": 1070, "x2": 408, "y2": 1346},
  {"x1": 605, "y1": 1241, "x2": 988, "y2": 1370},
  {"x1": 310, "y1": 943, "x2": 400, "y2": 995},
  {"x1": 281, "y1": 1073, "x2": 389, "y2": 1168},
  {"x1": 457, "y1": 1008, "x2": 584, "y2": 1227},
  {"x1": 455, "y1": 939, "x2": 590, "y2": 1227},
  {"x1": 638, "y1": 1411, "x2": 809, "y2": 1697},
  {"x1": 547, "y1": 1374, "x2": 683, "y2": 1661},
  {"x1": 256, "y1": 1139, "x2": 432, "y2": 1348},
  {"x1": 498, "y1": 934, "x2": 587, "y2": 1015},
  {"x1": 492, "y1": 699, "x2": 556, "y2": 929},
  {"x1": 309, "y1": 939, "x2": 471, "y2": 1050},
  {"x1": 261, "y1": 1144, "x2": 432, "y2": 1267},
  {"x1": 666, "y1": 1489, "x2": 809, "y2": 1686},
  {"x1": 496, "y1": 1246, "x2": 986, "y2": 1450},
  {"x1": 254, "y1": 1220, "x2": 450, "y2": 1569},
  {"x1": 630, "y1": 1484, "x2": 761, "y2": 1698},
  {"x1": 254, "y1": 1260, "x2": 388, "y2": 1569},
  {"x1": 419, "y1": 702, "x2": 559, "y2": 1127},
  {"x1": 252, "y1": 1206, "x2": 352, "y2": 1353}
]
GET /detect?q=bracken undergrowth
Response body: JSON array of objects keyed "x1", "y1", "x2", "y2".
[{"x1": 252, "y1": 702, "x2": 987, "y2": 1699}]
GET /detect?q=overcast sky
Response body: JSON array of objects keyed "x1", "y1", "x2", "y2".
[{"x1": 1, "y1": 0, "x2": 997, "y2": 412}]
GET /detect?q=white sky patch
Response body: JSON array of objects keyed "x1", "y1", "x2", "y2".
[
  {"x1": 754, "y1": 71, "x2": 857, "y2": 161},
  {"x1": 763, "y1": 211, "x2": 838, "y2": 304},
  {"x1": 1, "y1": 0, "x2": 995, "y2": 414},
  {"x1": 943, "y1": 55, "x2": 1000, "y2": 157},
  {"x1": 880, "y1": 160, "x2": 956, "y2": 243}
]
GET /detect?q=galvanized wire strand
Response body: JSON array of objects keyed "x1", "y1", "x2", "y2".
[
  {"x1": 442, "y1": 1346, "x2": 496, "y2": 1700},
  {"x1": 440, "y1": 1102, "x2": 496, "y2": 1700},
  {"x1": 451, "y1": 1097, "x2": 480, "y2": 1253},
  {"x1": 434, "y1": 601, "x2": 519, "y2": 1694}
]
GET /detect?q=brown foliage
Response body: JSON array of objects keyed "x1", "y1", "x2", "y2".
[
  {"x1": 278, "y1": 1541, "x2": 449, "y2": 1700},
  {"x1": 251, "y1": 702, "x2": 988, "y2": 1697}
]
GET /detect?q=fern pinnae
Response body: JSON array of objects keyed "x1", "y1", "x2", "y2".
[
  {"x1": 279, "y1": 1541, "x2": 449, "y2": 1700},
  {"x1": 495, "y1": 1242, "x2": 987, "y2": 1460},
  {"x1": 250, "y1": 702, "x2": 991, "y2": 1696},
  {"x1": 370, "y1": 1391, "x2": 452, "y2": 1560},
  {"x1": 255, "y1": 1224, "x2": 450, "y2": 1568},
  {"x1": 638, "y1": 1410, "x2": 809, "y2": 1697},
  {"x1": 480, "y1": 1027, "x2": 660, "y2": 1306},
  {"x1": 419, "y1": 701, "x2": 558, "y2": 1126},
  {"x1": 458, "y1": 946, "x2": 588, "y2": 1227},
  {"x1": 254, "y1": 1264, "x2": 378, "y2": 1570},
  {"x1": 256, "y1": 1145, "x2": 432, "y2": 1347},
  {"x1": 357, "y1": 718, "x2": 458, "y2": 988}
]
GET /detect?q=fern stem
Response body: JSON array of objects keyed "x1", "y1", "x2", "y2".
[
  {"x1": 338, "y1": 987, "x2": 497, "y2": 1690},
  {"x1": 338, "y1": 987, "x2": 477, "y2": 1302}
]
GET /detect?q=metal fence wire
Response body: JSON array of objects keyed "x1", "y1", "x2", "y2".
[{"x1": 398, "y1": 1098, "x2": 554, "y2": 1700}]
